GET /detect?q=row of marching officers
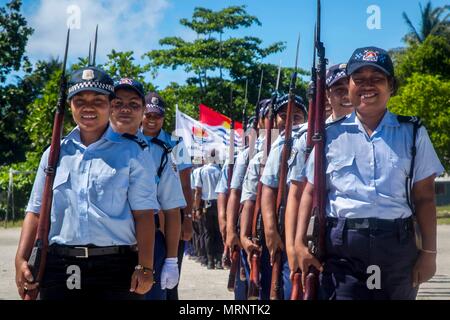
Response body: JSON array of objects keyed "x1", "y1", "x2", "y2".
[{"x1": 221, "y1": 46, "x2": 444, "y2": 300}]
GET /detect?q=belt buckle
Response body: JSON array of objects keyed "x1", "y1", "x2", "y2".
[{"x1": 75, "y1": 247, "x2": 89, "y2": 258}]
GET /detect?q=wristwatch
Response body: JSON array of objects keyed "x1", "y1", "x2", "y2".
[{"x1": 135, "y1": 265, "x2": 154, "y2": 275}]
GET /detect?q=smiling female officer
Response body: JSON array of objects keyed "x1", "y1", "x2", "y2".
[
  {"x1": 15, "y1": 67, "x2": 159, "y2": 300},
  {"x1": 295, "y1": 47, "x2": 444, "y2": 300}
]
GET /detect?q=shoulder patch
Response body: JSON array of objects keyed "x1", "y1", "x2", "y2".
[
  {"x1": 397, "y1": 115, "x2": 422, "y2": 127},
  {"x1": 122, "y1": 133, "x2": 148, "y2": 150}
]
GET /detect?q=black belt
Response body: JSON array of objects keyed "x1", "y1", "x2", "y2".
[
  {"x1": 327, "y1": 216, "x2": 414, "y2": 231},
  {"x1": 49, "y1": 245, "x2": 138, "y2": 259}
]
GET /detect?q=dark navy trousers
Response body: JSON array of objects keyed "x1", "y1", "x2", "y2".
[
  {"x1": 319, "y1": 217, "x2": 419, "y2": 300},
  {"x1": 145, "y1": 229, "x2": 167, "y2": 300}
]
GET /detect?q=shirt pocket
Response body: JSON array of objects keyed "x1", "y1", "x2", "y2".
[
  {"x1": 91, "y1": 168, "x2": 130, "y2": 217},
  {"x1": 326, "y1": 156, "x2": 356, "y2": 194},
  {"x1": 388, "y1": 153, "x2": 411, "y2": 197}
]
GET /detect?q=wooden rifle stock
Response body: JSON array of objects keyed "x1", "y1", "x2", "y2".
[
  {"x1": 270, "y1": 35, "x2": 300, "y2": 300},
  {"x1": 227, "y1": 246, "x2": 240, "y2": 291},
  {"x1": 303, "y1": 0, "x2": 327, "y2": 300},
  {"x1": 25, "y1": 29, "x2": 70, "y2": 300},
  {"x1": 290, "y1": 268, "x2": 304, "y2": 300}
]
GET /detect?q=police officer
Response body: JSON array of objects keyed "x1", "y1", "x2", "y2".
[
  {"x1": 192, "y1": 163, "x2": 208, "y2": 266},
  {"x1": 284, "y1": 63, "x2": 353, "y2": 278},
  {"x1": 15, "y1": 67, "x2": 159, "y2": 300},
  {"x1": 193, "y1": 149, "x2": 223, "y2": 269},
  {"x1": 259, "y1": 93, "x2": 307, "y2": 299},
  {"x1": 110, "y1": 82, "x2": 186, "y2": 300},
  {"x1": 295, "y1": 47, "x2": 444, "y2": 300},
  {"x1": 219, "y1": 104, "x2": 266, "y2": 299},
  {"x1": 140, "y1": 91, "x2": 193, "y2": 300}
]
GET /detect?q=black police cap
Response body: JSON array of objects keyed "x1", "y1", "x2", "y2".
[{"x1": 68, "y1": 67, "x2": 115, "y2": 99}]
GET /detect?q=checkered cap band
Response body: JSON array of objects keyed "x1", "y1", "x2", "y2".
[{"x1": 68, "y1": 81, "x2": 115, "y2": 95}]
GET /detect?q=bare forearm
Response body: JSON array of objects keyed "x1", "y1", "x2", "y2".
[
  {"x1": 180, "y1": 169, "x2": 193, "y2": 214},
  {"x1": 194, "y1": 188, "x2": 202, "y2": 209},
  {"x1": 217, "y1": 193, "x2": 228, "y2": 241},
  {"x1": 164, "y1": 208, "x2": 182, "y2": 257},
  {"x1": 412, "y1": 176, "x2": 438, "y2": 251},
  {"x1": 133, "y1": 210, "x2": 155, "y2": 268},
  {"x1": 295, "y1": 182, "x2": 314, "y2": 249},
  {"x1": 240, "y1": 200, "x2": 255, "y2": 242},
  {"x1": 285, "y1": 182, "x2": 303, "y2": 249},
  {"x1": 261, "y1": 185, "x2": 278, "y2": 237},
  {"x1": 15, "y1": 212, "x2": 39, "y2": 262},
  {"x1": 226, "y1": 189, "x2": 241, "y2": 234}
]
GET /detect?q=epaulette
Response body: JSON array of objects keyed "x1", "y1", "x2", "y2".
[
  {"x1": 122, "y1": 133, "x2": 148, "y2": 150},
  {"x1": 397, "y1": 115, "x2": 422, "y2": 127},
  {"x1": 325, "y1": 115, "x2": 347, "y2": 128},
  {"x1": 151, "y1": 137, "x2": 173, "y2": 153}
]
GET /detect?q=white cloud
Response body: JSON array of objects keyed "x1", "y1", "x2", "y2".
[{"x1": 26, "y1": 0, "x2": 170, "y2": 65}]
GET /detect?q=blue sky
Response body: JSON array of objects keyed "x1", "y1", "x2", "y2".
[{"x1": 3, "y1": 0, "x2": 449, "y2": 88}]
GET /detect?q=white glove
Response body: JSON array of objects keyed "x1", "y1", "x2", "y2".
[{"x1": 160, "y1": 257, "x2": 179, "y2": 290}]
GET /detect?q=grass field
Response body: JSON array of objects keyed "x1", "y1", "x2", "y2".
[{"x1": 437, "y1": 205, "x2": 450, "y2": 225}]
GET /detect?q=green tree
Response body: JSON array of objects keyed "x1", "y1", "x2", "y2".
[
  {"x1": 143, "y1": 6, "x2": 310, "y2": 123},
  {"x1": 392, "y1": 35, "x2": 450, "y2": 87},
  {"x1": 0, "y1": 0, "x2": 33, "y2": 82},
  {"x1": 389, "y1": 73, "x2": 450, "y2": 171},
  {"x1": 402, "y1": 2, "x2": 449, "y2": 44},
  {"x1": 143, "y1": 6, "x2": 284, "y2": 88},
  {"x1": 0, "y1": 0, "x2": 34, "y2": 165}
]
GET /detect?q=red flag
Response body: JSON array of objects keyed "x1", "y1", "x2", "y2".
[{"x1": 199, "y1": 104, "x2": 243, "y2": 130}]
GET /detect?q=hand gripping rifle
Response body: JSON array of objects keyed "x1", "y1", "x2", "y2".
[
  {"x1": 304, "y1": 0, "x2": 327, "y2": 300},
  {"x1": 25, "y1": 29, "x2": 71, "y2": 300},
  {"x1": 270, "y1": 34, "x2": 301, "y2": 300},
  {"x1": 247, "y1": 64, "x2": 280, "y2": 300}
]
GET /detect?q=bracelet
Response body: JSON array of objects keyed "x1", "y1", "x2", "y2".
[
  {"x1": 135, "y1": 265, "x2": 154, "y2": 275},
  {"x1": 421, "y1": 249, "x2": 437, "y2": 254}
]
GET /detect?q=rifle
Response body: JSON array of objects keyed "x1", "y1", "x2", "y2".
[
  {"x1": 247, "y1": 62, "x2": 281, "y2": 300},
  {"x1": 227, "y1": 87, "x2": 240, "y2": 292},
  {"x1": 25, "y1": 29, "x2": 71, "y2": 300},
  {"x1": 290, "y1": 22, "x2": 318, "y2": 302},
  {"x1": 242, "y1": 79, "x2": 248, "y2": 146},
  {"x1": 270, "y1": 34, "x2": 301, "y2": 300},
  {"x1": 304, "y1": 0, "x2": 327, "y2": 300}
]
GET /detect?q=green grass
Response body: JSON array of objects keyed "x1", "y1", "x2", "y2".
[
  {"x1": 1, "y1": 219, "x2": 23, "y2": 229},
  {"x1": 437, "y1": 205, "x2": 450, "y2": 225}
]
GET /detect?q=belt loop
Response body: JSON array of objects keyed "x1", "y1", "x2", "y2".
[{"x1": 332, "y1": 217, "x2": 346, "y2": 246}]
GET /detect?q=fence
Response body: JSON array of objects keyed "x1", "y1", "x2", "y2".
[{"x1": 2, "y1": 168, "x2": 33, "y2": 228}]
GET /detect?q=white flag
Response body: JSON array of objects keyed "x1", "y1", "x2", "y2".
[{"x1": 175, "y1": 107, "x2": 225, "y2": 162}]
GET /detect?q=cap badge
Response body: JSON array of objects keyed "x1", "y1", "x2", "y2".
[
  {"x1": 120, "y1": 78, "x2": 133, "y2": 85},
  {"x1": 363, "y1": 51, "x2": 378, "y2": 62},
  {"x1": 151, "y1": 97, "x2": 159, "y2": 105},
  {"x1": 82, "y1": 69, "x2": 95, "y2": 81}
]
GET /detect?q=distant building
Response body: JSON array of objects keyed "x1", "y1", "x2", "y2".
[{"x1": 436, "y1": 174, "x2": 450, "y2": 206}]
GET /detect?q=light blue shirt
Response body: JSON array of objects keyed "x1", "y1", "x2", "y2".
[
  {"x1": 260, "y1": 123, "x2": 308, "y2": 188},
  {"x1": 142, "y1": 131, "x2": 187, "y2": 211},
  {"x1": 194, "y1": 164, "x2": 222, "y2": 200},
  {"x1": 240, "y1": 151, "x2": 264, "y2": 203},
  {"x1": 215, "y1": 158, "x2": 233, "y2": 194},
  {"x1": 306, "y1": 111, "x2": 445, "y2": 219},
  {"x1": 286, "y1": 117, "x2": 340, "y2": 184},
  {"x1": 152, "y1": 129, "x2": 193, "y2": 172},
  {"x1": 26, "y1": 126, "x2": 159, "y2": 246},
  {"x1": 215, "y1": 163, "x2": 228, "y2": 194}
]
